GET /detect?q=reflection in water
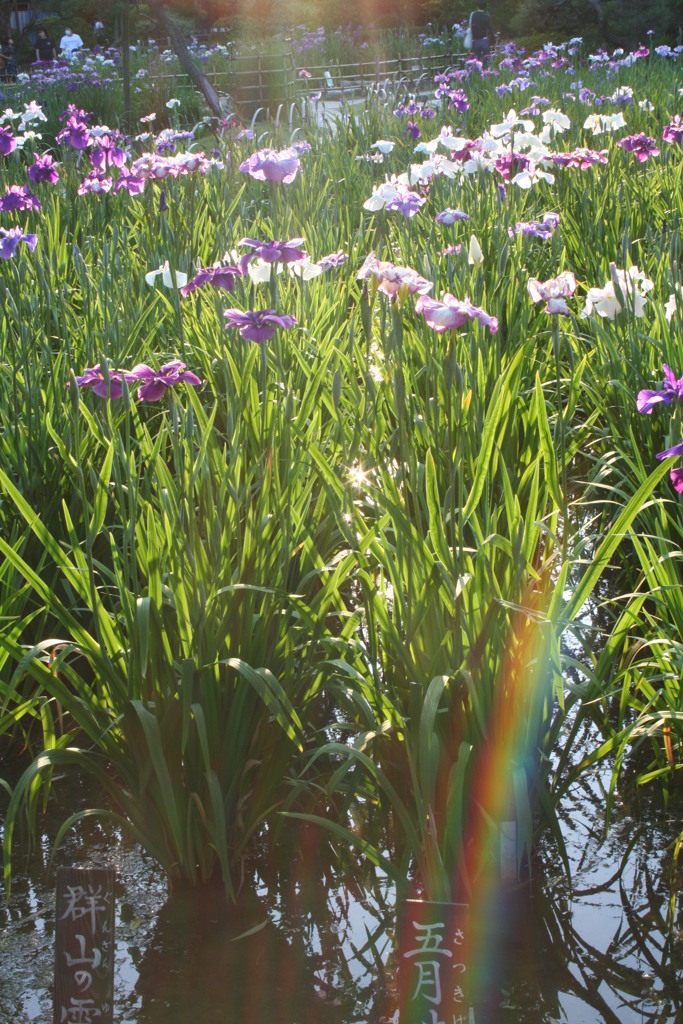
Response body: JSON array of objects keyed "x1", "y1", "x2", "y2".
[{"x1": 1, "y1": 733, "x2": 682, "y2": 1023}]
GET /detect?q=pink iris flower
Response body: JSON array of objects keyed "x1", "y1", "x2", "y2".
[
  {"x1": 415, "y1": 293, "x2": 498, "y2": 334},
  {"x1": 238, "y1": 147, "x2": 302, "y2": 184}
]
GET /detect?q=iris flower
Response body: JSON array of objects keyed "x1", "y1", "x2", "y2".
[
  {"x1": 223, "y1": 308, "x2": 297, "y2": 342},
  {"x1": 435, "y1": 207, "x2": 469, "y2": 226},
  {"x1": 0, "y1": 227, "x2": 37, "y2": 260},
  {"x1": 73, "y1": 364, "x2": 135, "y2": 399},
  {"x1": 357, "y1": 252, "x2": 432, "y2": 299},
  {"x1": 27, "y1": 153, "x2": 60, "y2": 184},
  {"x1": 180, "y1": 263, "x2": 242, "y2": 296},
  {"x1": 663, "y1": 116, "x2": 683, "y2": 145},
  {"x1": 581, "y1": 264, "x2": 654, "y2": 320},
  {"x1": 0, "y1": 185, "x2": 41, "y2": 213},
  {"x1": 617, "y1": 134, "x2": 659, "y2": 162},
  {"x1": 129, "y1": 360, "x2": 202, "y2": 401},
  {"x1": 527, "y1": 271, "x2": 577, "y2": 314},
  {"x1": 636, "y1": 365, "x2": 683, "y2": 414},
  {"x1": 239, "y1": 146, "x2": 301, "y2": 183},
  {"x1": 145, "y1": 261, "x2": 188, "y2": 289},
  {"x1": 0, "y1": 126, "x2": 16, "y2": 155},
  {"x1": 238, "y1": 237, "x2": 307, "y2": 274},
  {"x1": 415, "y1": 293, "x2": 498, "y2": 334}
]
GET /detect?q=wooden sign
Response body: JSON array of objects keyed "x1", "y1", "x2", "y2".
[
  {"x1": 398, "y1": 899, "x2": 469, "y2": 1024},
  {"x1": 54, "y1": 867, "x2": 115, "y2": 1024}
]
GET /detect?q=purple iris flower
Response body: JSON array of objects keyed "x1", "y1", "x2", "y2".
[
  {"x1": 73, "y1": 364, "x2": 134, "y2": 399},
  {"x1": 128, "y1": 360, "x2": 203, "y2": 402},
  {"x1": 403, "y1": 120, "x2": 422, "y2": 141},
  {"x1": 0, "y1": 126, "x2": 16, "y2": 155},
  {"x1": 415, "y1": 293, "x2": 498, "y2": 334},
  {"x1": 663, "y1": 116, "x2": 683, "y2": 145},
  {"x1": 239, "y1": 146, "x2": 301, "y2": 183},
  {"x1": 90, "y1": 137, "x2": 127, "y2": 170},
  {"x1": 552, "y1": 148, "x2": 608, "y2": 169},
  {"x1": 656, "y1": 440, "x2": 683, "y2": 460},
  {"x1": 637, "y1": 365, "x2": 683, "y2": 414},
  {"x1": 237, "y1": 237, "x2": 307, "y2": 275},
  {"x1": 27, "y1": 154, "x2": 60, "y2": 184},
  {"x1": 617, "y1": 134, "x2": 659, "y2": 162},
  {"x1": 670, "y1": 468, "x2": 683, "y2": 493},
  {"x1": 0, "y1": 227, "x2": 38, "y2": 260},
  {"x1": 385, "y1": 188, "x2": 425, "y2": 219},
  {"x1": 180, "y1": 263, "x2": 242, "y2": 296},
  {"x1": 509, "y1": 212, "x2": 560, "y2": 240},
  {"x1": 436, "y1": 208, "x2": 470, "y2": 226},
  {"x1": 113, "y1": 168, "x2": 146, "y2": 195},
  {"x1": 223, "y1": 308, "x2": 297, "y2": 343},
  {"x1": 447, "y1": 89, "x2": 469, "y2": 113},
  {"x1": 0, "y1": 185, "x2": 41, "y2": 213},
  {"x1": 56, "y1": 116, "x2": 90, "y2": 151},
  {"x1": 495, "y1": 152, "x2": 531, "y2": 181}
]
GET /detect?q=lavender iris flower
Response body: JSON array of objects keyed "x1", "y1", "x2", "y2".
[
  {"x1": 509, "y1": 212, "x2": 561, "y2": 241},
  {"x1": 239, "y1": 147, "x2": 301, "y2": 183},
  {"x1": 27, "y1": 153, "x2": 60, "y2": 184},
  {"x1": 385, "y1": 188, "x2": 425, "y2": 219},
  {"x1": 637, "y1": 365, "x2": 683, "y2": 414},
  {"x1": 0, "y1": 185, "x2": 41, "y2": 213},
  {"x1": 415, "y1": 293, "x2": 499, "y2": 334},
  {"x1": 435, "y1": 208, "x2": 470, "y2": 226},
  {"x1": 181, "y1": 263, "x2": 242, "y2": 296},
  {"x1": 223, "y1": 308, "x2": 297, "y2": 342},
  {"x1": 0, "y1": 227, "x2": 38, "y2": 260},
  {"x1": 129, "y1": 360, "x2": 203, "y2": 401}
]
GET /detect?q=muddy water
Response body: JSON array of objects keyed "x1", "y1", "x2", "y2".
[{"x1": 1, "y1": 725, "x2": 682, "y2": 1024}]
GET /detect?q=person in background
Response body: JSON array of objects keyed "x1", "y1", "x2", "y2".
[
  {"x1": 59, "y1": 26, "x2": 84, "y2": 57},
  {"x1": 35, "y1": 27, "x2": 57, "y2": 62},
  {"x1": 469, "y1": 8, "x2": 496, "y2": 67},
  {"x1": 94, "y1": 20, "x2": 105, "y2": 46},
  {"x1": 2, "y1": 37, "x2": 17, "y2": 80}
]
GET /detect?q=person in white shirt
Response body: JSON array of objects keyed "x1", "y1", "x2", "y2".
[{"x1": 59, "y1": 27, "x2": 83, "y2": 57}]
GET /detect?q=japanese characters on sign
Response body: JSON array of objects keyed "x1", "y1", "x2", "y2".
[
  {"x1": 54, "y1": 867, "x2": 115, "y2": 1024},
  {"x1": 398, "y1": 899, "x2": 469, "y2": 1024}
]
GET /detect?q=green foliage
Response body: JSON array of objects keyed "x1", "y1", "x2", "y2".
[{"x1": 1, "y1": 31, "x2": 683, "y2": 908}]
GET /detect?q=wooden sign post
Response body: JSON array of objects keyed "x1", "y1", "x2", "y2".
[
  {"x1": 54, "y1": 867, "x2": 115, "y2": 1024},
  {"x1": 398, "y1": 899, "x2": 470, "y2": 1024}
]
